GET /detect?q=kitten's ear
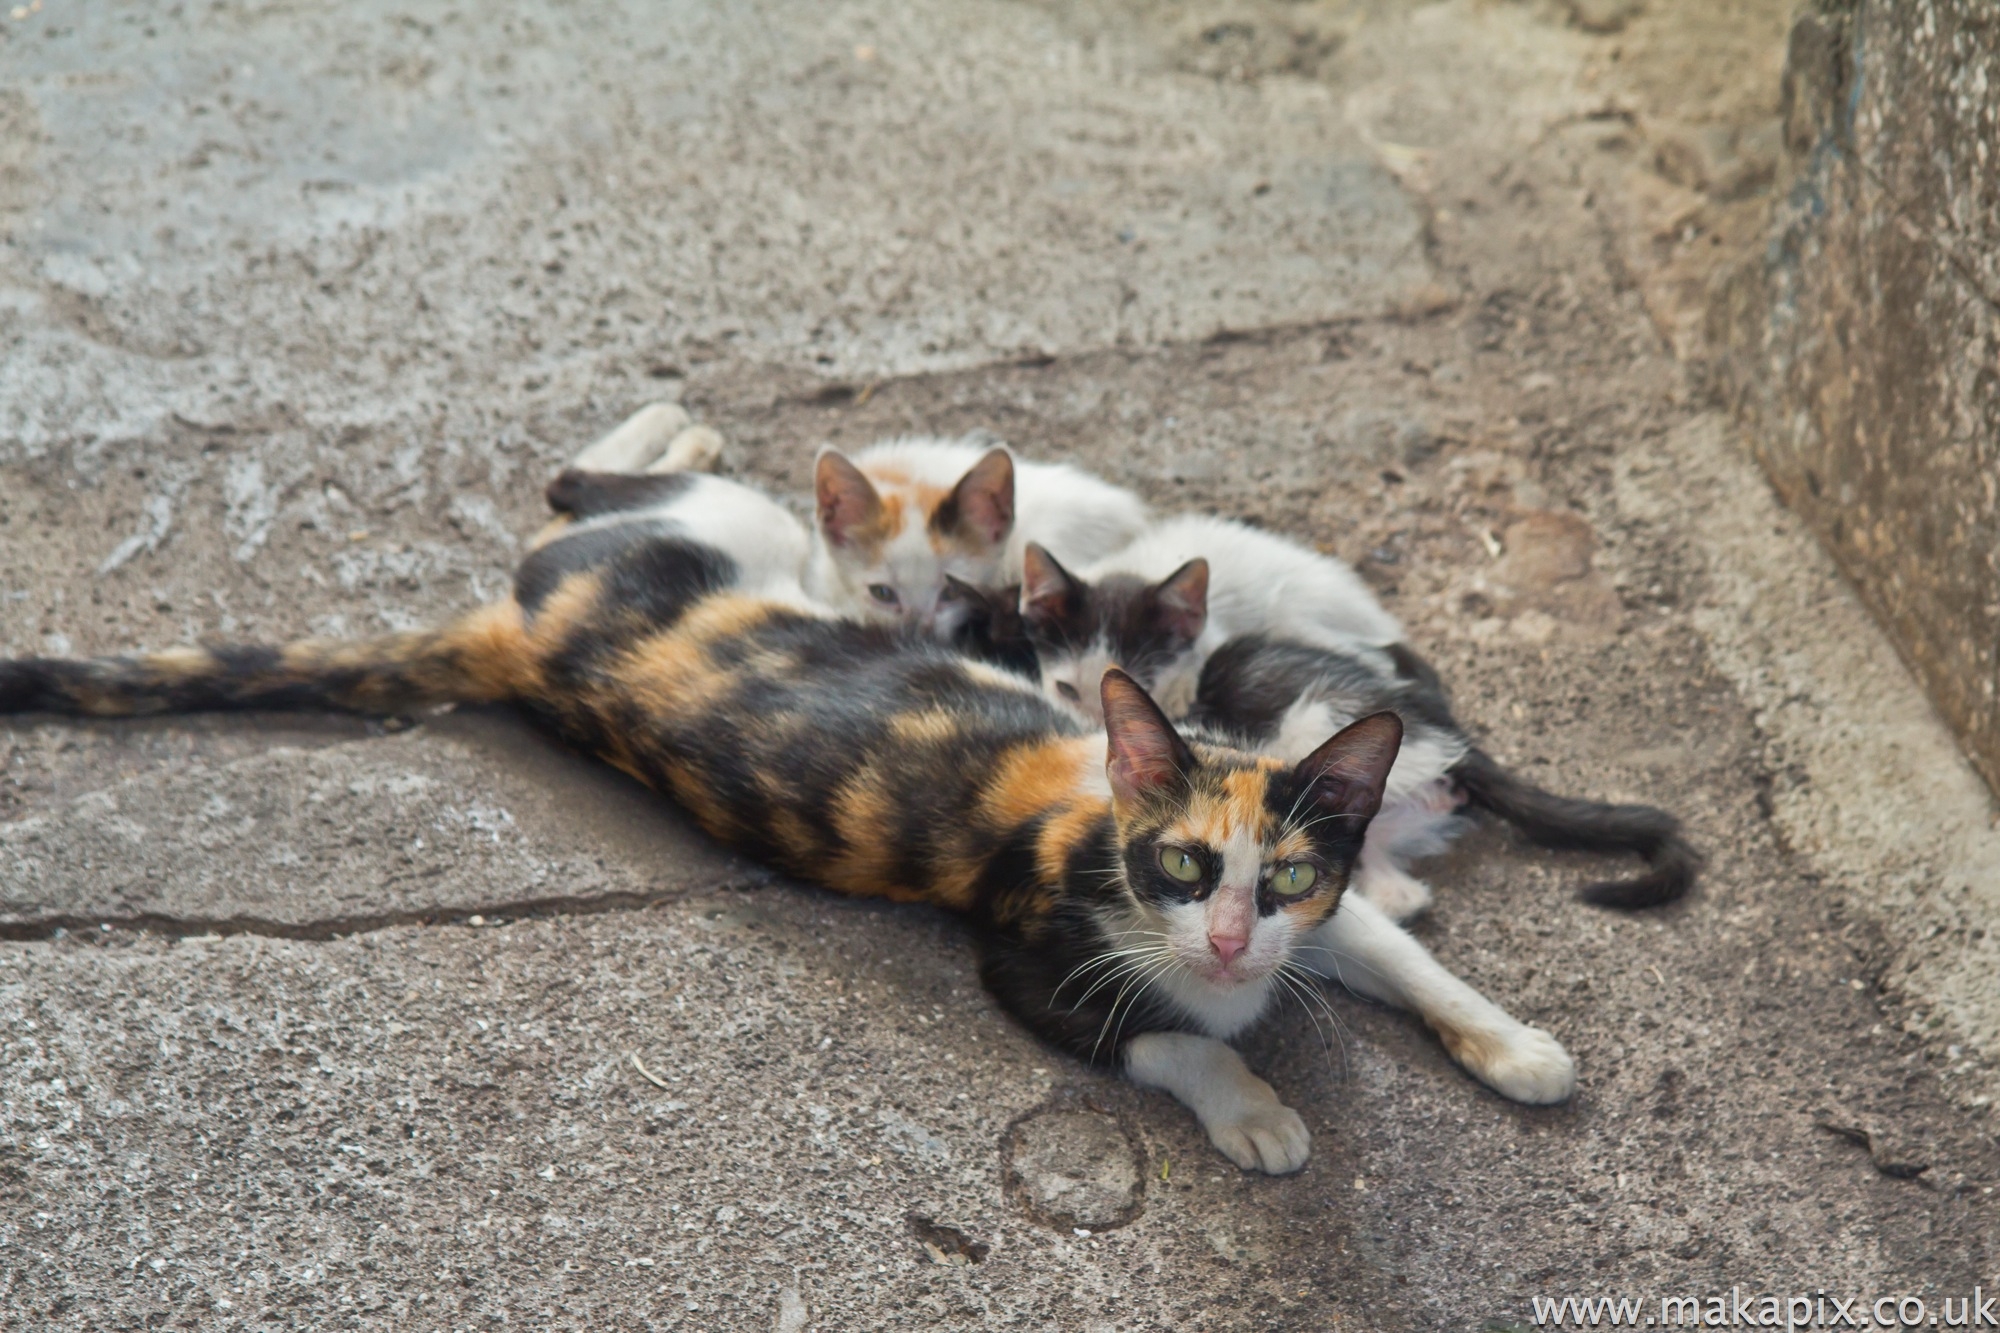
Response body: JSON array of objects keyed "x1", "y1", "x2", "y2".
[
  {"x1": 1102, "y1": 668, "x2": 1196, "y2": 808},
  {"x1": 1293, "y1": 711, "x2": 1403, "y2": 823},
  {"x1": 938, "y1": 573, "x2": 977, "y2": 606},
  {"x1": 932, "y1": 448, "x2": 1015, "y2": 549},
  {"x1": 816, "y1": 450, "x2": 885, "y2": 549},
  {"x1": 1148, "y1": 558, "x2": 1209, "y2": 647},
  {"x1": 1021, "y1": 543, "x2": 1084, "y2": 628}
]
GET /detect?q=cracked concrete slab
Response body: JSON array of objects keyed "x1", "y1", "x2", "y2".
[
  {"x1": 6, "y1": 0, "x2": 2000, "y2": 1329},
  {"x1": 0, "y1": 712, "x2": 745, "y2": 935}
]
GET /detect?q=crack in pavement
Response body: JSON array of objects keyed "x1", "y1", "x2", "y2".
[{"x1": 0, "y1": 882, "x2": 729, "y2": 944}]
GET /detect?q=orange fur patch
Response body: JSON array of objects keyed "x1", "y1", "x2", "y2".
[
  {"x1": 924, "y1": 839, "x2": 985, "y2": 913},
  {"x1": 826, "y1": 766, "x2": 924, "y2": 902},
  {"x1": 1271, "y1": 827, "x2": 1321, "y2": 864},
  {"x1": 1036, "y1": 799, "x2": 1110, "y2": 887},
  {"x1": 764, "y1": 802, "x2": 823, "y2": 864},
  {"x1": 1432, "y1": 1017, "x2": 1505, "y2": 1074},
  {"x1": 524, "y1": 514, "x2": 574, "y2": 553},
  {"x1": 981, "y1": 737, "x2": 1099, "y2": 831},
  {"x1": 889, "y1": 708, "x2": 961, "y2": 747},
  {"x1": 609, "y1": 628, "x2": 731, "y2": 719},
  {"x1": 522, "y1": 569, "x2": 609, "y2": 650},
  {"x1": 602, "y1": 593, "x2": 781, "y2": 717},
  {"x1": 661, "y1": 760, "x2": 738, "y2": 840},
  {"x1": 875, "y1": 491, "x2": 909, "y2": 541},
  {"x1": 676, "y1": 594, "x2": 783, "y2": 647},
  {"x1": 435, "y1": 601, "x2": 532, "y2": 699},
  {"x1": 1161, "y1": 768, "x2": 1279, "y2": 853}
]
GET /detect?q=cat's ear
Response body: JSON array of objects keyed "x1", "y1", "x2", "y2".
[
  {"x1": 1021, "y1": 543, "x2": 1084, "y2": 629},
  {"x1": 938, "y1": 573, "x2": 978, "y2": 607},
  {"x1": 1102, "y1": 668, "x2": 1196, "y2": 807},
  {"x1": 816, "y1": 450, "x2": 885, "y2": 550},
  {"x1": 931, "y1": 448, "x2": 1015, "y2": 549},
  {"x1": 1147, "y1": 558, "x2": 1209, "y2": 647},
  {"x1": 1293, "y1": 712, "x2": 1403, "y2": 823}
]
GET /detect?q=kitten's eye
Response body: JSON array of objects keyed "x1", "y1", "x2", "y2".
[
  {"x1": 1054, "y1": 680, "x2": 1081, "y2": 702},
  {"x1": 1271, "y1": 863, "x2": 1318, "y2": 896},
  {"x1": 1158, "y1": 847, "x2": 1203, "y2": 884},
  {"x1": 867, "y1": 583, "x2": 900, "y2": 606}
]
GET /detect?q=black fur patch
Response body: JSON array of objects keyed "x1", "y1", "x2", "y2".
[
  {"x1": 0, "y1": 660, "x2": 50, "y2": 714},
  {"x1": 1452, "y1": 748, "x2": 1700, "y2": 909},
  {"x1": 515, "y1": 521, "x2": 735, "y2": 622},
  {"x1": 1028, "y1": 574, "x2": 1197, "y2": 682},
  {"x1": 544, "y1": 469, "x2": 697, "y2": 520},
  {"x1": 1189, "y1": 634, "x2": 1458, "y2": 740},
  {"x1": 977, "y1": 811, "x2": 1191, "y2": 1067},
  {"x1": 938, "y1": 579, "x2": 1040, "y2": 679}
]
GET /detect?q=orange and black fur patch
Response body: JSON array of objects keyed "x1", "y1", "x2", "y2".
[{"x1": 0, "y1": 481, "x2": 1375, "y2": 1064}]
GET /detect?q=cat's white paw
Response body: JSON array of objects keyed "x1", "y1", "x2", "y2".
[
  {"x1": 1124, "y1": 1031, "x2": 1311, "y2": 1175},
  {"x1": 647, "y1": 424, "x2": 725, "y2": 475},
  {"x1": 570, "y1": 402, "x2": 691, "y2": 473},
  {"x1": 1355, "y1": 863, "x2": 1433, "y2": 922},
  {"x1": 1203, "y1": 1098, "x2": 1311, "y2": 1175},
  {"x1": 1439, "y1": 1021, "x2": 1576, "y2": 1105}
]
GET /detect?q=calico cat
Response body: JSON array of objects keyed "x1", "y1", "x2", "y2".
[
  {"x1": 0, "y1": 464, "x2": 1574, "y2": 1174},
  {"x1": 807, "y1": 437, "x2": 1149, "y2": 628},
  {"x1": 1012, "y1": 540, "x2": 1698, "y2": 914}
]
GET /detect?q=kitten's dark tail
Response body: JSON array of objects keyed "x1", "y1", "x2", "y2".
[
  {"x1": 1450, "y1": 748, "x2": 1699, "y2": 909},
  {"x1": 0, "y1": 604, "x2": 527, "y2": 719}
]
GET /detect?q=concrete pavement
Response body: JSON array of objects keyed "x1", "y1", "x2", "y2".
[{"x1": 5, "y1": 1, "x2": 1999, "y2": 1328}]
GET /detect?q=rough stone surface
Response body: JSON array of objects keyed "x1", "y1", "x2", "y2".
[
  {"x1": 7, "y1": 2, "x2": 2000, "y2": 1330},
  {"x1": 0, "y1": 713, "x2": 746, "y2": 933},
  {"x1": 1711, "y1": 0, "x2": 2000, "y2": 797},
  {"x1": 1002, "y1": 1109, "x2": 1144, "y2": 1232}
]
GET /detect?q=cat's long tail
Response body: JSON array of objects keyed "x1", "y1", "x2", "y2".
[
  {"x1": 0, "y1": 603, "x2": 529, "y2": 719},
  {"x1": 1450, "y1": 748, "x2": 1699, "y2": 909}
]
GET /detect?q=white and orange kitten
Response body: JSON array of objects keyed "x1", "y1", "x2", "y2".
[{"x1": 806, "y1": 437, "x2": 1148, "y2": 628}]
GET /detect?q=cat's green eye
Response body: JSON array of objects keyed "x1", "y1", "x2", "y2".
[
  {"x1": 868, "y1": 583, "x2": 900, "y2": 606},
  {"x1": 1158, "y1": 847, "x2": 1203, "y2": 884},
  {"x1": 1271, "y1": 862, "x2": 1318, "y2": 896}
]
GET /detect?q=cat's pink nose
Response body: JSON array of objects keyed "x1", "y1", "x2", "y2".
[{"x1": 1209, "y1": 933, "x2": 1247, "y2": 967}]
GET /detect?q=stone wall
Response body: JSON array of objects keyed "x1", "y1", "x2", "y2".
[{"x1": 1711, "y1": 0, "x2": 2000, "y2": 793}]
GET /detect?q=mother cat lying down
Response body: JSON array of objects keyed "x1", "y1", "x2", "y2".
[{"x1": 0, "y1": 465, "x2": 1575, "y2": 1175}]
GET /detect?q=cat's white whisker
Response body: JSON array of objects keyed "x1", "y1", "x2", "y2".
[
  {"x1": 1276, "y1": 960, "x2": 1352, "y2": 1082},
  {"x1": 1070, "y1": 947, "x2": 1173, "y2": 1011},
  {"x1": 1052, "y1": 941, "x2": 1168, "y2": 1004},
  {"x1": 1092, "y1": 953, "x2": 1184, "y2": 1065}
]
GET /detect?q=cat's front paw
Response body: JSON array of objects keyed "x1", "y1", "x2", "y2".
[
  {"x1": 1439, "y1": 1021, "x2": 1576, "y2": 1105},
  {"x1": 1203, "y1": 1099, "x2": 1311, "y2": 1175}
]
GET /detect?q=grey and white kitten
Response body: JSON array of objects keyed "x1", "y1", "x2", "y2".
[{"x1": 1022, "y1": 513, "x2": 1403, "y2": 722}]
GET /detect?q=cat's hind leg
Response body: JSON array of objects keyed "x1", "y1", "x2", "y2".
[
  {"x1": 1124, "y1": 1032, "x2": 1310, "y2": 1174},
  {"x1": 1298, "y1": 893, "x2": 1574, "y2": 1104},
  {"x1": 647, "y1": 424, "x2": 725, "y2": 475},
  {"x1": 568, "y1": 402, "x2": 692, "y2": 473},
  {"x1": 1352, "y1": 835, "x2": 1434, "y2": 922}
]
